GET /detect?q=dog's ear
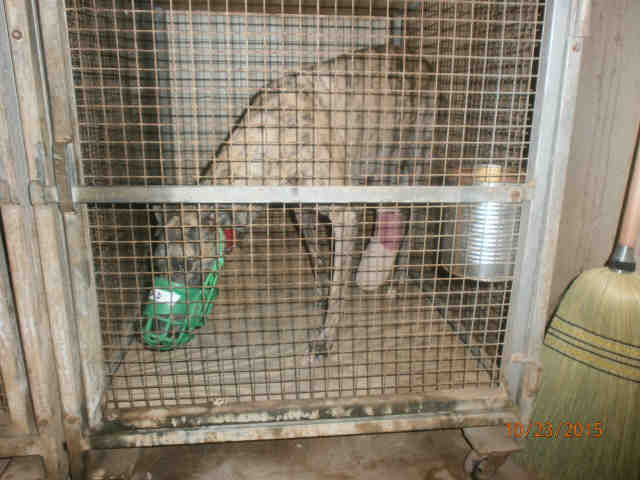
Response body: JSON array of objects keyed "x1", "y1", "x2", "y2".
[
  {"x1": 151, "y1": 205, "x2": 164, "y2": 225},
  {"x1": 200, "y1": 211, "x2": 217, "y2": 226}
]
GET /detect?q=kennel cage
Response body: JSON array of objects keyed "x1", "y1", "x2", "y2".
[
  {"x1": 1, "y1": 0, "x2": 588, "y2": 478},
  {"x1": 0, "y1": 0, "x2": 71, "y2": 475}
]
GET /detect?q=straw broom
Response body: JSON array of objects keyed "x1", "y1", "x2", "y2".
[{"x1": 515, "y1": 130, "x2": 640, "y2": 478}]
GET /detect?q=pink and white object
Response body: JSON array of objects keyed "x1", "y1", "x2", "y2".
[{"x1": 356, "y1": 208, "x2": 404, "y2": 291}]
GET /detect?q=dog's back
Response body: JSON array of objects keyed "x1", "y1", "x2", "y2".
[{"x1": 205, "y1": 45, "x2": 435, "y2": 187}]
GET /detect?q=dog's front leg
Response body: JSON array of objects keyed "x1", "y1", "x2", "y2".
[{"x1": 310, "y1": 207, "x2": 358, "y2": 357}]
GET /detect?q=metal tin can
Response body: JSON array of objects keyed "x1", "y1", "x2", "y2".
[{"x1": 439, "y1": 165, "x2": 523, "y2": 282}]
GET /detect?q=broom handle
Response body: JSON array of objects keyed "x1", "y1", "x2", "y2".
[{"x1": 618, "y1": 134, "x2": 640, "y2": 248}]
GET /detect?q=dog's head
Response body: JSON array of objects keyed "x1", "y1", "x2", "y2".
[{"x1": 151, "y1": 208, "x2": 235, "y2": 286}]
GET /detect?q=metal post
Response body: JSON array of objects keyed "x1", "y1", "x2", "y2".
[
  {"x1": 502, "y1": 0, "x2": 591, "y2": 423},
  {"x1": 1, "y1": 0, "x2": 86, "y2": 476}
]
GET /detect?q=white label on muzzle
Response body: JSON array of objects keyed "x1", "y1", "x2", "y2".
[{"x1": 149, "y1": 289, "x2": 181, "y2": 304}]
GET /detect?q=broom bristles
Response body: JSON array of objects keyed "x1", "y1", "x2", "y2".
[{"x1": 515, "y1": 267, "x2": 640, "y2": 479}]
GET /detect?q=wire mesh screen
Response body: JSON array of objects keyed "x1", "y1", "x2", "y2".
[
  {"x1": 66, "y1": 0, "x2": 542, "y2": 186},
  {"x1": 91, "y1": 202, "x2": 518, "y2": 408},
  {"x1": 404, "y1": 1, "x2": 541, "y2": 182},
  {"x1": 63, "y1": 0, "x2": 543, "y2": 411}
]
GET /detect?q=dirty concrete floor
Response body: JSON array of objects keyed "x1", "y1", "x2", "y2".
[{"x1": 90, "y1": 429, "x2": 540, "y2": 480}]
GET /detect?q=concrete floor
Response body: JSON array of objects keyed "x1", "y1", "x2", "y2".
[{"x1": 88, "y1": 429, "x2": 540, "y2": 480}]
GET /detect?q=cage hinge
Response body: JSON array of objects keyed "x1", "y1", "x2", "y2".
[
  {"x1": 570, "y1": 0, "x2": 592, "y2": 38},
  {"x1": 510, "y1": 354, "x2": 543, "y2": 398},
  {"x1": 30, "y1": 141, "x2": 77, "y2": 210},
  {"x1": 29, "y1": 181, "x2": 60, "y2": 205}
]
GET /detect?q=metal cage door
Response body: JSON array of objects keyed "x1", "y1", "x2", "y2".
[{"x1": 28, "y1": 0, "x2": 589, "y2": 469}]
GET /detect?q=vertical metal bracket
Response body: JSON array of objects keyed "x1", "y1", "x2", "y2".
[
  {"x1": 571, "y1": 0, "x2": 592, "y2": 38},
  {"x1": 59, "y1": 141, "x2": 78, "y2": 212},
  {"x1": 29, "y1": 142, "x2": 57, "y2": 205},
  {"x1": 510, "y1": 353, "x2": 543, "y2": 399},
  {"x1": 28, "y1": 141, "x2": 77, "y2": 211}
]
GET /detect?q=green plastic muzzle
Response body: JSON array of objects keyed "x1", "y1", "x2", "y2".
[{"x1": 142, "y1": 228, "x2": 225, "y2": 350}]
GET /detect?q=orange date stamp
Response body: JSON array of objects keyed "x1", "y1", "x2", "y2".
[{"x1": 505, "y1": 421, "x2": 604, "y2": 439}]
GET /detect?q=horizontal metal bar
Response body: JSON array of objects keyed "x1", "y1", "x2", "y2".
[
  {"x1": 73, "y1": 185, "x2": 528, "y2": 205},
  {"x1": 106, "y1": 388, "x2": 512, "y2": 430},
  {"x1": 91, "y1": 408, "x2": 518, "y2": 449}
]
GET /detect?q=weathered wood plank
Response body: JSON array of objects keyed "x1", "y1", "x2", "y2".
[{"x1": 551, "y1": 0, "x2": 640, "y2": 311}]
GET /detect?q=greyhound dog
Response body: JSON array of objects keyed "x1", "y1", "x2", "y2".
[{"x1": 152, "y1": 45, "x2": 435, "y2": 355}]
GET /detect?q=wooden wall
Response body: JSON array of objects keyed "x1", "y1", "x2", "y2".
[{"x1": 549, "y1": 0, "x2": 640, "y2": 311}]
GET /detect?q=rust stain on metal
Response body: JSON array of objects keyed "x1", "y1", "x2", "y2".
[
  {"x1": 525, "y1": 363, "x2": 543, "y2": 396},
  {"x1": 91, "y1": 408, "x2": 520, "y2": 449},
  {"x1": 102, "y1": 389, "x2": 512, "y2": 432}
]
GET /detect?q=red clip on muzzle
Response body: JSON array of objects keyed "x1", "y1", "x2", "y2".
[{"x1": 223, "y1": 228, "x2": 235, "y2": 253}]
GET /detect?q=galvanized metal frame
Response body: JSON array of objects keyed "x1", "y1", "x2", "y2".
[
  {"x1": 94, "y1": 388, "x2": 518, "y2": 448},
  {"x1": 0, "y1": 0, "x2": 86, "y2": 477},
  {"x1": 93, "y1": 387, "x2": 516, "y2": 441},
  {"x1": 39, "y1": 0, "x2": 106, "y2": 438},
  {"x1": 28, "y1": 0, "x2": 588, "y2": 464},
  {"x1": 64, "y1": 209, "x2": 106, "y2": 431},
  {"x1": 0, "y1": 223, "x2": 36, "y2": 438},
  {"x1": 501, "y1": 0, "x2": 590, "y2": 424},
  {"x1": 72, "y1": 184, "x2": 528, "y2": 205},
  {"x1": 39, "y1": 0, "x2": 108, "y2": 435},
  {"x1": 0, "y1": 2, "x2": 37, "y2": 441}
]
